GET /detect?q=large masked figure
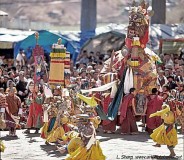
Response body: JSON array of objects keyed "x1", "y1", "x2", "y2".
[{"x1": 97, "y1": 0, "x2": 160, "y2": 122}]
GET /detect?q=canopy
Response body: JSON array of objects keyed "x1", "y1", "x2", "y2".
[
  {"x1": 81, "y1": 31, "x2": 126, "y2": 55},
  {"x1": 160, "y1": 38, "x2": 184, "y2": 55},
  {"x1": 0, "y1": 34, "x2": 27, "y2": 49},
  {"x1": 0, "y1": 10, "x2": 8, "y2": 16},
  {"x1": 78, "y1": 23, "x2": 184, "y2": 58},
  {"x1": 13, "y1": 30, "x2": 79, "y2": 60}
]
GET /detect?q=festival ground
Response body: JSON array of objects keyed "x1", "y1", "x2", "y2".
[{"x1": 1, "y1": 124, "x2": 183, "y2": 160}]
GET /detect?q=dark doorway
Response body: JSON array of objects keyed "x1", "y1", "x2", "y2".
[{"x1": 0, "y1": 49, "x2": 14, "y2": 59}]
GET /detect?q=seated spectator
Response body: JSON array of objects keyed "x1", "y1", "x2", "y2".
[
  {"x1": 0, "y1": 67, "x2": 3, "y2": 77},
  {"x1": 163, "y1": 53, "x2": 174, "y2": 68},
  {"x1": 16, "y1": 71, "x2": 28, "y2": 102},
  {"x1": 167, "y1": 76, "x2": 178, "y2": 90},
  {"x1": 0, "y1": 76, "x2": 6, "y2": 92},
  {"x1": 16, "y1": 49, "x2": 26, "y2": 67},
  {"x1": 86, "y1": 65, "x2": 93, "y2": 73},
  {"x1": 157, "y1": 70, "x2": 168, "y2": 88},
  {"x1": 175, "y1": 68, "x2": 183, "y2": 83},
  {"x1": 79, "y1": 54, "x2": 89, "y2": 64}
]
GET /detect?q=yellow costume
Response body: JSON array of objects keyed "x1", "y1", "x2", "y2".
[
  {"x1": 46, "y1": 116, "x2": 68, "y2": 143},
  {"x1": 65, "y1": 115, "x2": 105, "y2": 160},
  {"x1": 40, "y1": 104, "x2": 58, "y2": 140},
  {"x1": 62, "y1": 131, "x2": 79, "y2": 142},
  {"x1": 41, "y1": 120, "x2": 58, "y2": 140},
  {"x1": 150, "y1": 106, "x2": 178, "y2": 147},
  {"x1": 90, "y1": 116, "x2": 101, "y2": 129},
  {"x1": 66, "y1": 140, "x2": 105, "y2": 160},
  {"x1": 0, "y1": 140, "x2": 5, "y2": 152}
]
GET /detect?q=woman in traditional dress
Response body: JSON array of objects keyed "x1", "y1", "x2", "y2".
[
  {"x1": 24, "y1": 81, "x2": 44, "y2": 134},
  {"x1": 150, "y1": 104, "x2": 178, "y2": 157}
]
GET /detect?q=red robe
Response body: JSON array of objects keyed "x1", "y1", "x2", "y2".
[
  {"x1": 102, "y1": 93, "x2": 116, "y2": 132},
  {"x1": 146, "y1": 95, "x2": 163, "y2": 132},
  {"x1": 119, "y1": 94, "x2": 138, "y2": 134},
  {"x1": 26, "y1": 102, "x2": 43, "y2": 129}
]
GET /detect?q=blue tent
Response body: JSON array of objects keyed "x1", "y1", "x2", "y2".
[{"x1": 14, "y1": 30, "x2": 79, "y2": 61}]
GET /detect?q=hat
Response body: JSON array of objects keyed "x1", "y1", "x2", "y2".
[
  {"x1": 104, "y1": 55, "x2": 110, "y2": 60},
  {"x1": 91, "y1": 62, "x2": 97, "y2": 66},
  {"x1": 56, "y1": 85, "x2": 61, "y2": 89},
  {"x1": 76, "y1": 114, "x2": 89, "y2": 119},
  {"x1": 167, "y1": 76, "x2": 174, "y2": 79},
  {"x1": 67, "y1": 84, "x2": 77, "y2": 89},
  {"x1": 158, "y1": 70, "x2": 164, "y2": 73},
  {"x1": 90, "y1": 70, "x2": 95, "y2": 73},
  {"x1": 54, "y1": 96, "x2": 62, "y2": 100},
  {"x1": 178, "y1": 82, "x2": 184, "y2": 87},
  {"x1": 80, "y1": 69, "x2": 86, "y2": 73},
  {"x1": 19, "y1": 71, "x2": 24, "y2": 75},
  {"x1": 76, "y1": 76, "x2": 82, "y2": 79},
  {"x1": 87, "y1": 66, "x2": 93, "y2": 69},
  {"x1": 19, "y1": 49, "x2": 24, "y2": 52},
  {"x1": 165, "y1": 64, "x2": 173, "y2": 69},
  {"x1": 4, "y1": 75, "x2": 9, "y2": 79}
]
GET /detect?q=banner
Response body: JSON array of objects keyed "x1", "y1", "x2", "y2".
[{"x1": 81, "y1": 81, "x2": 117, "y2": 94}]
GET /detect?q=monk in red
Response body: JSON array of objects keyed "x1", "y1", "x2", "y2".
[
  {"x1": 102, "y1": 92, "x2": 116, "y2": 133},
  {"x1": 145, "y1": 88, "x2": 163, "y2": 134},
  {"x1": 119, "y1": 88, "x2": 138, "y2": 135}
]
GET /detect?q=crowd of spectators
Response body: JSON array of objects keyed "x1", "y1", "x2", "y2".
[
  {"x1": 0, "y1": 49, "x2": 184, "y2": 103},
  {"x1": 157, "y1": 51, "x2": 184, "y2": 92}
]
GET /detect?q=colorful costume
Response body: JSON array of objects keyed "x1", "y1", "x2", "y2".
[
  {"x1": 150, "y1": 106, "x2": 178, "y2": 148},
  {"x1": 66, "y1": 117, "x2": 105, "y2": 160},
  {"x1": 45, "y1": 100, "x2": 70, "y2": 143},
  {"x1": 46, "y1": 114, "x2": 68, "y2": 143},
  {"x1": 0, "y1": 140, "x2": 5, "y2": 152},
  {"x1": 41, "y1": 103, "x2": 58, "y2": 140},
  {"x1": 98, "y1": 1, "x2": 160, "y2": 121},
  {"x1": 26, "y1": 94, "x2": 43, "y2": 129}
]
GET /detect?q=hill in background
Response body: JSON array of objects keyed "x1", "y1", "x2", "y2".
[{"x1": 0, "y1": 0, "x2": 183, "y2": 30}]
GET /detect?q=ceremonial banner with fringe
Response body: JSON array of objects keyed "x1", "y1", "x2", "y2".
[{"x1": 49, "y1": 58, "x2": 65, "y2": 86}]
